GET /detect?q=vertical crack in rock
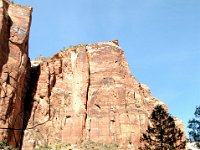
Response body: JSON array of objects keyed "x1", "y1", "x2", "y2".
[
  {"x1": 83, "y1": 47, "x2": 90, "y2": 137},
  {"x1": 48, "y1": 69, "x2": 56, "y2": 121},
  {"x1": 24, "y1": 65, "x2": 40, "y2": 127},
  {"x1": 47, "y1": 63, "x2": 53, "y2": 120},
  {"x1": 0, "y1": 0, "x2": 10, "y2": 75},
  {"x1": 22, "y1": 64, "x2": 40, "y2": 148}
]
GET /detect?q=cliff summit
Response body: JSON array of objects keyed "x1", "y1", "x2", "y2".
[{"x1": 0, "y1": 0, "x2": 185, "y2": 149}]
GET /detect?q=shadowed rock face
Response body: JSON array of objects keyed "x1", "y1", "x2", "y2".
[
  {"x1": 0, "y1": 0, "x2": 32, "y2": 148},
  {"x1": 0, "y1": 1, "x2": 185, "y2": 150},
  {"x1": 22, "y1": 42, "x2": 169, "y2": 150}
]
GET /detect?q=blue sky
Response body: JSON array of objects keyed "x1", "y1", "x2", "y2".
[{"x1": 15, "y1": 0, "x2": 200, "y2": 135}]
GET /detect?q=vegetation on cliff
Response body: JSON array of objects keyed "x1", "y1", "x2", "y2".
[
  {"x1": 33, "y1": 141, "x2": 119, "y2": 150},
  {"x1": 0, "y1": 141, "x2": 18, "y2": 150}
]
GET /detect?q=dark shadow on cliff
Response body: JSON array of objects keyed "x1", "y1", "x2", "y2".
[
  {"x1": 20, "y1": 65, "x2": 41, "y2": 148},
  {"x1": 0, "y1": 1, "x2": 12, "y2": 75},
  {"x1": 0, "y1": 11, "x2": 12, "y2": 94}
]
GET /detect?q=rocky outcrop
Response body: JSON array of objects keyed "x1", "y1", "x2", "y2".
[
  {"x1": 0, "y1": 1, "x2": 185, "y2": 149},
  {"x1": 22, "y1": 42, "x2": 167, "y2": 150},
  {"x1": 0, "y1": 0, "x2": 32, "y2": 148}
]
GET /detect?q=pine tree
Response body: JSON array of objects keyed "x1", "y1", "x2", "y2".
[
  {"x1": 188, "y1": 106, "x2": 200, "y2": 148},
  {"x1": 140, "y1": 105, "x2": 186, "y2": 150}
]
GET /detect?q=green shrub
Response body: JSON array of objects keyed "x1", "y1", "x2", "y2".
[
  {"x1": 0, "y1": 141, "x2": 18, "y2": 150},
  {"x1": 33, "y1": 141, "x2": 119, "y2": 150},
  {"x1": 80, "y1": 141, "x2": 119, "y2": 150}
]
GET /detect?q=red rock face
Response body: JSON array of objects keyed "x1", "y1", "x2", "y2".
[
  {"x1": 22, "y1": 42, "x2": 168, "y2": 150},
  {"x1": 0, "y1": 0, "x2": 32, "y2": 148},
  {"x1": 0, "y1": 1, "x2": 185, "y2": 149}
]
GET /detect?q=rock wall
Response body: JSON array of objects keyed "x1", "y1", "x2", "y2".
[
  {"x1": 22, "y1": 42, "x2": 166, "y2": 150},
  {"x1": 0, "y1": 0, "x2": 32, "y2": 148},
  {"x1": 0, "y1": 1, "x2": 185, "y2": 149}
]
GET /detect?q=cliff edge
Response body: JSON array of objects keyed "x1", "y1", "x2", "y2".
[
  {"x1": 23, "y1": 41, "x2": 172, "y2": 149},
  {"x1": 0, "y1": 1, "x2": 185, "y2": 150},
  {"x1": 0, "y1": 0, "x2": 32, "y2": 148}
]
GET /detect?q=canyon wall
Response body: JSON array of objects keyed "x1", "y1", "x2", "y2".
[
  {"x1": 0, "y1": 0, "x2": 32, "y2": 148},
  {"x1": 0, "y1": 1, "x2": 185, "y2": 149},
  {"x1": 22, "y1": 42, "x2": 167, "y2": 150}
]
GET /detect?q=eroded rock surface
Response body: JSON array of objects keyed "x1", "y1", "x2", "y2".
[
  {"x1": 0, "y1": 0, "x2": 32, "y2": 148},
  {"x1": 23, "y1": 42, "x2": 167, "y2": 150},
  {"x1": 0, "y1": 1, "x2": 185, "y2": 149}
]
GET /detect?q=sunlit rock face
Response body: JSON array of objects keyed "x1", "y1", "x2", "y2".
[
  {"x1": 22, "y1": 41, "x2": 168, "y2": 150},
  {"x1": 0, "y1": 0, "x2": 32, "y2": 148},
  {"x1": 0, "y1": 1, "x2": 185, "y2": 149}
]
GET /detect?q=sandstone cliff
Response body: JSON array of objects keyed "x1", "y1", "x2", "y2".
[
  {"x1": 22, "y1": 42, "x2": 168, "y2": 150},
  {"x1": 0, "y1": 0, "x2": 32, "y2": 148},
  {"x1": 0, "y1": 1, "x2": 185, "y2": 150}
]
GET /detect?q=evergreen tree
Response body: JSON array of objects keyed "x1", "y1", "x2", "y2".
[
  {"x1": 140, "y1": 105, "x2": 186, "y2": 150},
  {"x1": 188, "y1": 106, "x2": 200, "y2": 148}
]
